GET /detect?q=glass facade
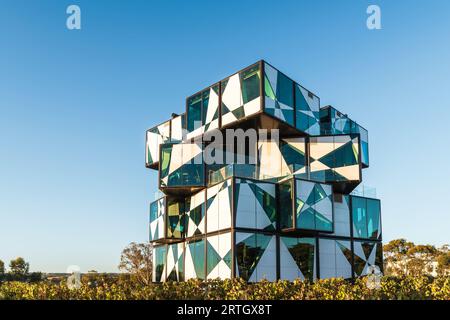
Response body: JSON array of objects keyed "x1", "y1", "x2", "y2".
[
  {"x1": 146, "y1": 60, "x2": 381, "y2": 282},
  {"x1": 186, "y1": 238, "x2": 205, "y2": 280},
  {"x1": 149, "y1": 197, "x2": 165, "y2": 242},
  {"x1": 309, "y1": 134, "x2": 361, "y2": 184}
]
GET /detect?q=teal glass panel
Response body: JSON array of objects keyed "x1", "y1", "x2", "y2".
[
  {"x1": 296, "y1": 205, "x2": 316, "y2": 230},
  {"x1": 280, "y1": 140, "x2": 306, "y2": 176},
  {"x1": 154, "y1": 246, "x2": 166, "y2": 282},
  {"x1": 187, "y1": 93, "x2": 202, "y2": 132},
  {"x1": 159, "y1": 144, "x2": 172, "y2": 180},
  {"x1": 160, "y1": 143, "x2": 205, "y2": 188},
  {"x1": 277, "y1": 73, "x2": 294, "y2": 108},
  {"x1": 166, "y1": 244, "x2": 184, "y2": 281},
  {"x1": 206, "y1": 240, "x2": 221, "y2": 276},
  {"x1": 315, "y1": 212, "x2": 333, "y2": 232},
  {"x1": 150, "y1": 200, "x2": 159, "y2": 223},
  {"x1": 367, "y1": 199, "x2": 381, "y2": 239},
  {"x1": 352, "y1": 197, "x2": 368, "y2": 238},
  {"x1": 264, "y1": 64, "x2": 294, "y2": 126},
  {"x1": 189, "y1": 239, "x2": 205, "y2": 280},
  {"x1": 361, "y1": 141, "x2": 369, "y2": 166},
  {"x1": 167, "y1": 198, "x2": 185, "y2": 239},
  {"x1": 202, "y1": 89, "x2": 210, "y2": 124},
  {"x1": 178, "y1": 249, "x2": 185, "y2": 282}
]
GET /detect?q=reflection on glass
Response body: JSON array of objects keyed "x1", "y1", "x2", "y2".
[{"x1": 154, "y1": 246, "x2": 166, "y2": 282}]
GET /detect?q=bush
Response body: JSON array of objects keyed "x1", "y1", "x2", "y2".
[{"x1": 0, "y1": 275, "x2": 448, "y2": 300}]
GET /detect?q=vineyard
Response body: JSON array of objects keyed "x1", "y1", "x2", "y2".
[{"x1": 0, "y1": 275, "x2": 448, "y2": 300}]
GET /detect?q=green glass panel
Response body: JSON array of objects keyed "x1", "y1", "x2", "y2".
[
  {"x1": 295, "y1": 85, "x2": 309, "y2": 112},
  {"x1": 315, "y1": 212, "x2": 333, "y2": 232},
  {"x1": 167, "y1": 199, "x2": 185, "y2": 238},
  {"x1": 241, "y1": 65, "x2": 260, "y2": 104},
  {"x1": 235, "y1": 233, "x2": 270, "y2": 281},
  {"x1": 160, "y1": 145, "x2": 172, "y2": 179},
  {"x1": 296, "y1": 206, "x2": 316, "y2": 230},
  {"x1": 202, "y1": 89, "x2": 210, "y2": 124},
  {"x1": 282, "y1": 237, "x2": 315, "y2": 281},
  {"x1": 187, "y1": 93, "x2": 202, "y2": 132},
  {"x1": 249, "y1": 184, "x2": 276, "y2": 225},
  {"x1": 206, "y1": 240, "x2": 221, "y2": 276},
  {"x1": 367, "y1": 199, "x2": 381, "y2": 239},
  {"x1": 178, "y1": 249, "x2": 185, "y2": 282},
  {"x1": 279, "y1": 181, "x2": 293, "y2": 229},
  {"x1": 154, "y1": 246, "x2": 166, "y2": 282},
  {"x1": 281, "y1": 141, "x2": 306, "y2": 171},
  {"x1": 150, "y1": 200, "x2": 159, "y2": 223},
  {"x1": 264, "y1": 76, "x2": 276, "y2": 100},
  {"x1": 189, "y1": 239, "x2": 205, "y2": 280},
  {"x1": 320, "y1": 140, "x2": 358, "y2": 168},
  {"x1": 276, "y1": 72, "x2": 293, "y2": 107}
]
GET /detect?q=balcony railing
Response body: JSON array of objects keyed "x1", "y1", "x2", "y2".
[
  {"x1": 350, "y1": 185, "x2": 377, "y2": 198},
  {"x1": 207, "y1": 164, "x2": 277, "y2": 186}
]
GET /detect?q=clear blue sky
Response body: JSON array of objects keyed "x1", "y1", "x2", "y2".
[{"x1": 1, "y1": 0, "x2": 449, "y2": 272}]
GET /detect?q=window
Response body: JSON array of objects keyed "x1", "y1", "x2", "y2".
[
  {"x1": 240, "y1": 65, "x2": 260, "y2": 104},
  {"x1": 167, "y1": 198, "x2": 185, "y2": 239},
  {"x1": 280, "y1": 237, "x2": 315, "y2": 281},
  {"x1": 351, "y1": 196, "x2": 381, "y2": 239},
  {"x1": 153, "y1": 246, "x2": 166, "y2": 282},
  {"x1": 367, "y1": 199, "x2": 381, "y2": 239},
  {"x1": 352, "y1": 196, "x2": 367, "y2": 238},
  {"x1": 187, "y1": 93, "x2": 202, "y2": 132},
  {"x1": 188, "y1": 239, "x2": 205, "y2": 280}
]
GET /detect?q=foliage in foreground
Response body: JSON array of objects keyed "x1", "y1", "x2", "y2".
[{"x1": 0, "y1": 275, "x2": 448, "y2": 300}]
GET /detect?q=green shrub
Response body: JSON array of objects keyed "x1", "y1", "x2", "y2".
[{"x1": 0, "y1": 276, "x2": 448, "y2": 300}]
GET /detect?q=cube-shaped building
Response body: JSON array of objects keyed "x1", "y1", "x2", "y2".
[{"x1": 146, "y1": 61, "x2": 382, "y2": 282}]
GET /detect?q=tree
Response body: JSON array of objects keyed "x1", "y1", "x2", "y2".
[
  {"x1": 383, "y1": 239, "x2": 443, "y2": 277},
  {"x1": 383, "y1": 239, "x2": 415, "y2": 276},
  {"x1": 0, "y1": 259, "x2": 5, "y2": 281},
  {"x1": 406, "y1": 244, "x2": 438, "y2": 275},
  {"x1": 9, "y1": 257, "x2": 29, "y2": 276},
  {"x1": 119, "y1": 242, "x2": 153, "y2": 285},
  {"x1": 437, "y1": 252, "x2": 450, "y2": 275},
  {"x1": 0, "y1": 260, "x2": 5, "y2": 275}
]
